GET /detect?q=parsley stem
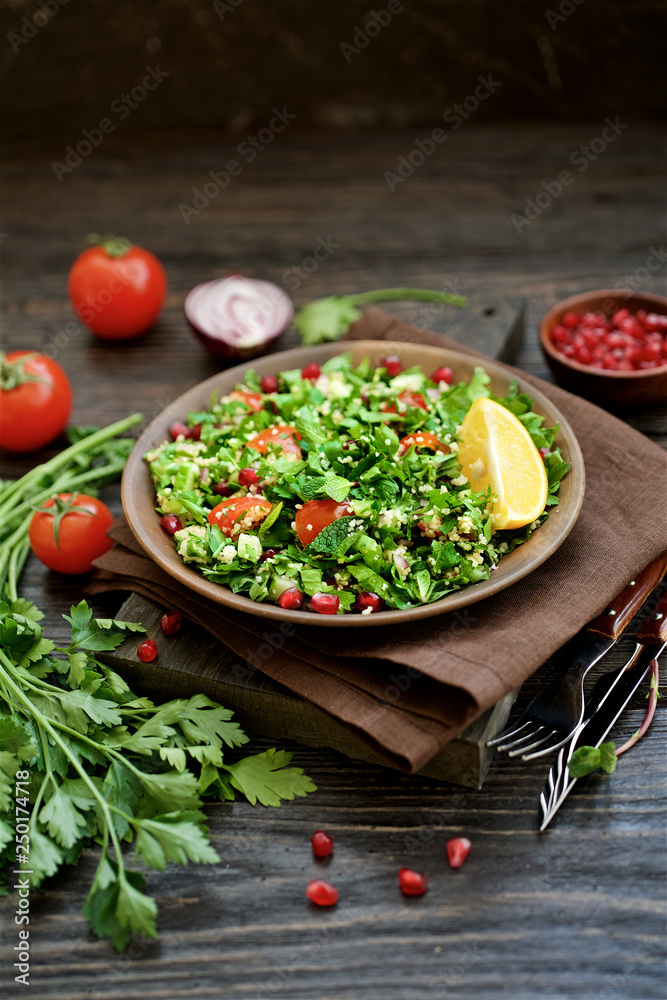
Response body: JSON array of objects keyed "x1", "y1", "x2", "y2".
[
  {"x1": 0, "y1": 649, "x2": 127, "y2": 878},
  {"x1": 0, "y1": 413, "x2": 142, "y2": 514},
  {"x1": 350, "y1": 287, "x2": 467, "y2": 308}
]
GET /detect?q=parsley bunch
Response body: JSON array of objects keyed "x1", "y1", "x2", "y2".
[{"x1": 0, "y1": 598, "x2": 315, "y2": 949}]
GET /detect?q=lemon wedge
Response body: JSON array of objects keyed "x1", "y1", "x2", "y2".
[{"x1": 457, "y1": 397, "x2": 549, "y2": 530}]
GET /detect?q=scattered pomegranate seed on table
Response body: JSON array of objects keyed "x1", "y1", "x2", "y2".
[
  {"x1": 278, "y1": 587, "x2": 304, "y2": 609},
  {"x1": 381, "y1": 355, "x2": 402, "y2": 377},
  {"x1": 160, "y1": 611, "x2": 182, "y2": 636},
  {"x1": 137, "y1": 639, "x2": 158, "y2": 663},
  {"x1": 311, "y1": 830, "x2": 334, "y2": 857},
  {"x1": 260, "y1": 373, "x2": 279, "y2": 393},
  {"x1": 301, "y1": 362, "x2": 320, "y2": 382},
  {"x1": 431, "y1": 366, "x2": 454, "y2": 384},
  {"x1": 398, "y1": 868, "x2": 428, "y2": 896},
  {"x1": 550, "y1": 308, "x2": 667, "y2": 371},
  {"x1": 159, "y1": 514, "x2": 182, "y2": 535},
  {"x1": 310, "y1": 593, "x2": 340, "y2": 615},
  {"x1": 238, "y1": 467, "x2": 260, "y2": 487},
  {"x1": 306, "y1": 879, "x2": 338, "y2": 906},
  {"x1": 446, "y1": 836, "x2": 472, "y2": 868}
]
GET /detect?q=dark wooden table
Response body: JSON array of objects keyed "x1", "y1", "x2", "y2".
[{"x1": 1, "y1": 126, "x2": 666, "y2": 1000}]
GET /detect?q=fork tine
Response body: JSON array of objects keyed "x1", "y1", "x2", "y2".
[
  {"x1": 487, "y1": 721, "x2": 530, "y2": 747},
  {"x1": 521, "y1": 732, "x2": 572, "y2": 761},
  {"x1": 495, "y1": 726, "x2": 548, "y2": 753},
  {"x1": 508, "y1": 729, "x2": 559, "y2": 757}
]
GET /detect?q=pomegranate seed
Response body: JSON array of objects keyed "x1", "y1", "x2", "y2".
[
  {"x1": 306, "y1": 879, "x2": 338, "y2": 906},
  {"x1": 431, "y1": 366, "x2": 454, "y2": 384},
  {"x1": 538, "y1": 447, "x2": 551, "y2": 459},
  {"x1": 311, "y1": 830, "x2": 334, "y2": 857},
  {"x1": 160, "y1": 514, "x2": 182, "y2": 535},
  {"x1": 212, "y1": 480, "x2": 234, "y2": 497},
  {"x1": 310, "y1": 593, "x2": 340, "y2": 615},
  {"x1": 278, "y1": 587, "x2": 303, "y2": 609},
  {"x1": 260, "y1": 373, "x2": 279, "y2": 393},
  {"x1": 260, "y1": 548, "x2": 278, "y2": 562},
  {"x1": 160, "y1": 611, "x2": 181, "y2": 636},
  {"x1": 238, "y1": 467, "x2": 260, "y2": 487},
  {"x1": 612, "y1": 308, "x2": 631, "y2": 326},
  {"x1": 398, "y1": 868, "x2": 428, "y2": 896},
  {"x1": 446, "y1": 836, "x2": 472, "y2": 868},
  {"x1": 302, "y1": 362, "x2": 320, "y2": 382},
  {"x1": 355, "y1": 592, "x2": 385, "y2": 613},
  {"x1": 643, "y1": 312, "x2": 667, "y2": 332},
  {"x1": 169, "y1": 421, "x2": 191, "y2": 440},
  {"x1": 381, "y1": 355, "x2": 402, "y2": 377},
  {"x1": 137, "y1": 639, "x2": 158, "y2": 663},
  {"x1": 550, "y1": 325, "x2": 568, "y2": 345},
  {"x1": 562, "y1": 311, "x2": 581, "y2": 328}
]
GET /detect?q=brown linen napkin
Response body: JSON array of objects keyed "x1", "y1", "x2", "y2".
[{"x1": 87, "y1": 308, "x2": 667, "y2": 773}]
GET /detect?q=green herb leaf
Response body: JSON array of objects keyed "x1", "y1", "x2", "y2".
[
  {"x1": 224, "y1": 748, "x2": 317, "y2": 806},
  {"x1": 568, "y1": 742, "x2": 617, "y2": 778}
]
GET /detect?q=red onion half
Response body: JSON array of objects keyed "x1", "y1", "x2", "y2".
[{"x1": 185, "y1": 274, "x2": 294, "y2": 359}]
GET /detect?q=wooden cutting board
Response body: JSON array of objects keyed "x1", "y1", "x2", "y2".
[{"x1": 100, "y1": 296, "x2": 525, "y2": 788}]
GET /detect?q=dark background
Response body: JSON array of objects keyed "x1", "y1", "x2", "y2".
[{"x1": 2, "y1": 0, "x2": 667, "y2": 146}]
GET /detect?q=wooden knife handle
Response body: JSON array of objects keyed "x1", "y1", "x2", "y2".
[
  {"x1": 586, "y1": 551, "x2": 667, "y2": 640},
  {"x1": 636, "y1": 589, "x2": 667, "y2": 646}
]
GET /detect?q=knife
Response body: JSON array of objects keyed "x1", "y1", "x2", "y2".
[
  {"x1": 488, "y1": 551, "x2": 667, "y2": 757},
  {"x1": 538, "y1": 589, "x2": 667, "y2": 831}
]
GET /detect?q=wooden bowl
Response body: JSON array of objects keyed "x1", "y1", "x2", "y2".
[
  {"x1": 122, "y1": 340, "x2": 585, "y2": 627},
  {"x1": 539, "y1": 290, "x2": 667, "y2": 411}
]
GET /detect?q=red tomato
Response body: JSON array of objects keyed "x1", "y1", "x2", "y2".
[
  {"x1": 399, "y1": 432, "x2": 449, "y2": 455},
  {"x1": 247, "y1": 425, "x2": 302, "y2": 458},
  {"x1": 68, "y1": 235, "x2": 167, "y2": 341},
  {"x1": 0, "y1": 351, "x2": 72, "y2": 453},
  {"x1": 295, "y1": 498, "x2": 352, "y2": 546},
  {"x1": 381, "y1": 390, "x2": 429, "y2": 414},
  {"x1": 208, "y1": 496, "x2": 272, "y2": 538},
  {"x1": 29, "y1": 493, "x2": 113, "y2": 574},
  {"x1": 230, "y1": 390, "x2": 263, "y2": 412}
]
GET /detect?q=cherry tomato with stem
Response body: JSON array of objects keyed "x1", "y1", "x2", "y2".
[
  {"x1": 68, "y1": 234, "x2": 167, "y2": 341},
  {"x1": 29, "y1": 493, "x2": 113, "y2": 574},
  {"x1": 0, "y1": 351, "x2": 72, "y2": 453}
]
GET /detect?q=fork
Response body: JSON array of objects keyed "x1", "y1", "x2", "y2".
[{"x1": 487, "y1": 553, "x2": 667, "y2": 760}]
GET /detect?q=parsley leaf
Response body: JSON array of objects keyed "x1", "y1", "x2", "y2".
[{"x1": 224, "y1": 748, "x2": 317, "y2": 806}]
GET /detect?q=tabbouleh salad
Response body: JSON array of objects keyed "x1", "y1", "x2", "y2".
[{"x1": 145, "y1": 354, "x2": 570, "y2": 615}]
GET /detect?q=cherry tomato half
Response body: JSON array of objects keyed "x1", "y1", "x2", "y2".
[
  {"x1": 68, "y1": 235, "x2": 167, "y2": 341},
  {"x1": 295, "y1": 498, "x2": 352, "y2": 546},
  {"x1": 381, "y1": 390, "x2": 429, "y2": 414},
  {"x1": 29, "y1": 493, "x2": 113, "y2": 574},
  {"x1": 0, "y1": 351, "x2": 72, "y2": 453},
  {"x1": 247, "y1": 425, "x2": 302, "y2": 458},
  {"x1": 208, "y1": 496, "x2": 272, "y2": 538},
  {"x1": 399, "y1": 432, "x2": 449, "y2": 455},
  {"x1": 230, "y1": 390, "x2": 263, "y2": 412}
]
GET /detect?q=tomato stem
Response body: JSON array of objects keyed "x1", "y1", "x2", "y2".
[{"x1": 86, "y1": 233, "x2": 132, "y2": 258}]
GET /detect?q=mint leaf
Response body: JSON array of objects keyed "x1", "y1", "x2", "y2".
[
  {"x1": 224, "y1": 748, "x2": 317, "y2": 807},
  {"x1": 598, "y1": 742, "x2": 618, "y2": 773},
  {"x1": 322, "y1": 473, "x2": 352, "y2": 503},
  {"x1": 306, "y1": 517, "x2": 355, "y2": 556},
  {"x1": 568, "y1": 744, "x2": 613, "y2": 778}
]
